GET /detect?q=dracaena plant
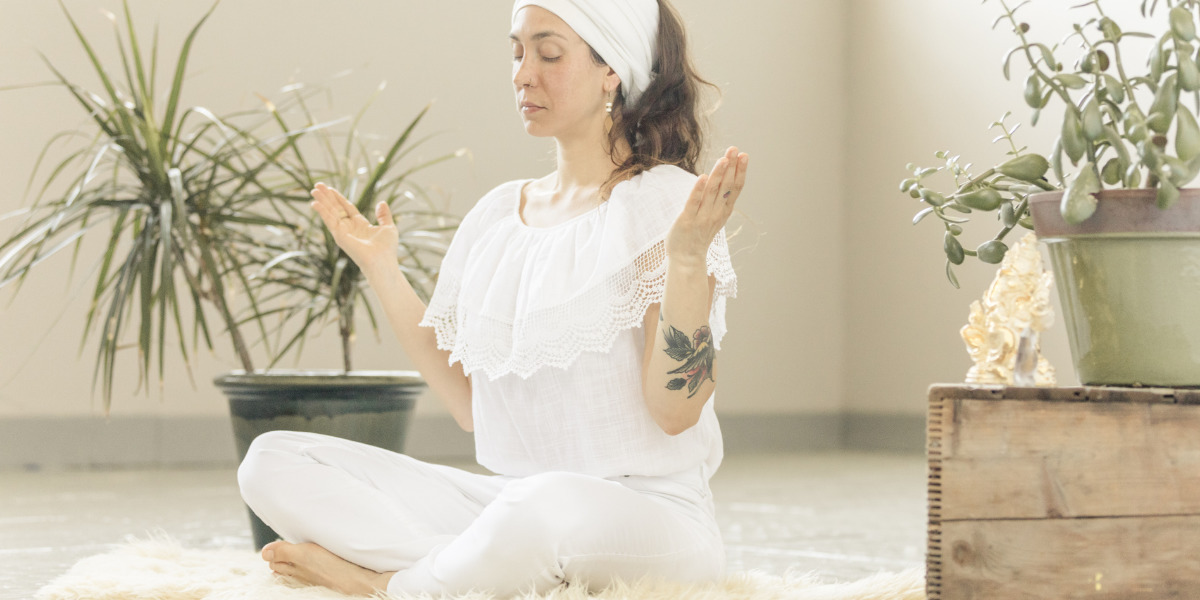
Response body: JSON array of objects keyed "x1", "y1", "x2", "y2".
[
  {"x1": 0, "y1": 1, "x2": 465, "y2": 409},
  {"x1": 901, "y1": 0, "x2": 1200, "y2": 287},
  {"x1": 0, "y1": 0, "x2": 291, "y2": 411},
  {"x1": 239, "y1": 85, "x2": 463, "y2": 373}
]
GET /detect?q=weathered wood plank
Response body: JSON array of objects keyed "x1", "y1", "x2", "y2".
[
  {"x1": 927, "y1": 384, "x2": 1200, "y2": 404},
  {"x1": 939, "y1": 515, "x2": 1200, "y2": 599},
  {"x1": 938, "y1": 399, "x2": 1200, "y2": 520}
]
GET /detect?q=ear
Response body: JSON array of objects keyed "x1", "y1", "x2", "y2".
[{"x1": 603, "y1": 66, "x2": 622, "y2": 95}]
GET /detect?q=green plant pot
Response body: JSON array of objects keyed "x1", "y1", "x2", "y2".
[
  {"x1": 1031, "y1": 190, "x2": 1200, "y2": 387},
  {"x1": 214, "y1": 370, "x2": 424, "y2": 549}
]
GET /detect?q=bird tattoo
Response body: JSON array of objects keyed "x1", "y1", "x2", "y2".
[{"x1": 662, "y1": 323, "x2": 715, "y2": 398}]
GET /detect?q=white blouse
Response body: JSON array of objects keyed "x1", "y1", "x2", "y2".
[{"x1": 419, "y1": 164, "x2": 737, "y2": 479}]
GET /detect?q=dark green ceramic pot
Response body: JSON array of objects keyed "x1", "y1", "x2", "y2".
[
  {"x1": 214, "y1": 370, "x2": 424, "y2": 549},
  {"x1": 1031, "y1": 190, "x2": 1200, "y2": 387}
]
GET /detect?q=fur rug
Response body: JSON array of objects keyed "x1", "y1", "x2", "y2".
[{"x1": 34, "y1": 534, "x2": 925, "y2": 600}]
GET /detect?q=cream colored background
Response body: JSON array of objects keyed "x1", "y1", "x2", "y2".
[{"x1": 0, "y1": 1, "x2": 1148, "y2": 423}]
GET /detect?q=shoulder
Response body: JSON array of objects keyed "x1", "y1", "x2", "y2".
[
  {"x1": 612, "y1": 164, "x2": 698, "y2": 207},
  {"x1": 470, "y1": 179, "x2": 525, "y2": 218},
  {"x1": 455, "y1": 178, "x2": 527, "y2": 235}
]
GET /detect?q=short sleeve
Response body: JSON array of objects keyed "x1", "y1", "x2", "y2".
[{"x1": 418, "y1": 180, "x2": 522, "y2": 356}]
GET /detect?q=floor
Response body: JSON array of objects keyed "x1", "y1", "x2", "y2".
[{"x1": 0, "y1": 452, "x2": 927, "y2": 600}]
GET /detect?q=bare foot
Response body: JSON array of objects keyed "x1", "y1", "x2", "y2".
[{"x1": 261, "y1": 540, "x2": 396, "y2": 596}]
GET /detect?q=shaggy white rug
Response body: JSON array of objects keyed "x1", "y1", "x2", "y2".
[{"x1": 34, "y1": 534, "x2": 925, "y2": 600}]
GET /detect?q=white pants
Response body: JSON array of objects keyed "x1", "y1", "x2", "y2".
[{"x1": 237, "y1": 430, "x2": 725, "y2": 597}]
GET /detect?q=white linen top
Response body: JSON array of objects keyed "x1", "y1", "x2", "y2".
[{"x1": 419, "y1": 164, "x2": 737, "y2": 480}]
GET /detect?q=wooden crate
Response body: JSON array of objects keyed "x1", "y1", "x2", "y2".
[{"x1": 926, "y1": 385, "x2": 1200, "y2": 600}]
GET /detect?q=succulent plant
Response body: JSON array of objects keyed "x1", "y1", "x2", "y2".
[{"x1": 903, "y1": 0, "x2": 1200, "y2": 286}]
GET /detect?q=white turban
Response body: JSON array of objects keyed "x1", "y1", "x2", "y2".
[{"x1": 512, "y1": 0, "x2": 659, "y2": 107}]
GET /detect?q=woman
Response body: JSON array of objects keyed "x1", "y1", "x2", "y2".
[{"x1": 237, "y1": 0, "x2": 749, "y2": 596}]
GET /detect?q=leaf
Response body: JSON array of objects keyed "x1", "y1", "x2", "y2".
[
  {"x1": 664, "y1": 325, "x2": 692, "y2": 354},
  {"x1": 1061, "y1": 107, "x2": 1087, "y2": 165},
  {"x1": 667, "y1": 378, "x2": 686, "y2": 391},
  {"x1": 1147, "y1": 73, "x2": 1178, "y2": 133},
  {"x1": 1033, "y1": 43, "x2": 1059, "y2": 71},
  {"x1": 162, "y1": 1, "x2": 220, "y2": 155},
  {"x1": 1178, "y1": 110, "x2": 1200, "y2": 162},
  {"x1": 1061, "y1": 162, "x2": 1101, "y2": 224},
  {"x1": 913, "y1": 206, "x2": 936, "y2": 225},
  {"x1": 946, "y1": 261, "x2": 961, "y2": 289},
  {"x1": 1158, "y1": 178, "x2": 1181, "y2": 209}
]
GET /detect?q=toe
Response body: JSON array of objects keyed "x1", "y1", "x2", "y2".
[
  {"x1": 262, "y1": 540, "x2": 293, "y2": 562},
  {"x1": 269, "y1": 561, "x2": 295, "y2": 577}
]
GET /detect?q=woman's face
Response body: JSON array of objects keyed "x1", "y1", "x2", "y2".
[{"x1": 510, "y1": 7, "x2": 619, "y2": 139}]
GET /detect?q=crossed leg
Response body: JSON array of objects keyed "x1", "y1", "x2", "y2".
[
  {"x1": 237, "y1": 431, "x2": 506, "y2": 593},
  {"x1": 238, "y1": 431, "x2": 724, "y2": 597}
]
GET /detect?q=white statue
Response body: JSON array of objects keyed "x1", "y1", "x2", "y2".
[{"x1": 961, "y1": 232, "x2": 1056, "y2": 386}]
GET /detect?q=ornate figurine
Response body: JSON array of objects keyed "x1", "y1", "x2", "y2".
[{"x1": 961, "y1": 232, "x2": 1056, "y2": 386}]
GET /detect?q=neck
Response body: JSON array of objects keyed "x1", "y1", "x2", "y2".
[{"x1": 552, "y1": 114, "x2": 632, "y2": 195}]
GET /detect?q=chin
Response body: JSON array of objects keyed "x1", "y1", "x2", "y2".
[{"x1": 520, "y1": 119, "x2": 556, "y2": 138}]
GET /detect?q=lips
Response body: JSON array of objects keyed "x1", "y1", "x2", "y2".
[{"x1": 520, "y1": 101, "x2": 545, "y2": 113}]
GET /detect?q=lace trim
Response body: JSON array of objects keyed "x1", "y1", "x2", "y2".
[{"x1": 420, "y1": 231, "x2": 737, "y2": 380}]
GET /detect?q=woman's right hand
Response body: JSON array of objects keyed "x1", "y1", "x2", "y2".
[{"x1": 310, "y1": 182, "x2": 400, "y2": 277}]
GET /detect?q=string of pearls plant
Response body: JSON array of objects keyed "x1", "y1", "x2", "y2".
[{"x1": 901, "y1": 0, "x2": 1200, "y2": 287}]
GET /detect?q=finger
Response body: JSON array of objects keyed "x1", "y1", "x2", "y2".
[
  {"x1": 685, "y1": 174, "x2": 709, "y2": 215},
  {"x1": 311, "y1": 183, "x2": 340, "y2": 214},
  {"x1": 718, "y1": 153, "x2": 738, "y2": 205},
  {"x1": 313, "y1": 183, "x2": 362, "y2": 223},
  {"x1": 311, "y1": 200, "x2": 339, "y2": 232},
  {"x1": 704, "y1": 158, "x2": 729, "y2": 208},
  {"x1": 375, "y1": 200, "x2": 394, "y2": 226},
  {"x1": 330, "y1": 187, "x2": 364, "y2": 222},
  {"x1": 729, "y1": 153, "x2": 749, "y2": 210}
]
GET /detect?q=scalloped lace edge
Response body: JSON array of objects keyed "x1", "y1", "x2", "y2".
[{"x1": 420, "y1": 235, "x2": 737, "y2": 380}]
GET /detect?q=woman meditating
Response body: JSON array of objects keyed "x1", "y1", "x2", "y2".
[{"x1": 237, "y1": 0, "x2": 748, "y2": 596}]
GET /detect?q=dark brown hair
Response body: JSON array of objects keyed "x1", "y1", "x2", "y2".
[{"x1": 593, "y1": 0, "x2": 717, "y2": 197}]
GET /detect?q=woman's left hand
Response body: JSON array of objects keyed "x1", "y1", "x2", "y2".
[{"x1": 667, "y1": 146, "x2": 749, "y2": 266}]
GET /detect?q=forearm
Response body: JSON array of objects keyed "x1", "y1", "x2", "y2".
[
  {"x1": 643, "y1": 255, "x2": 717, "y2": 435},
  {"x1": 364, "y1": 262, "x2": 473, "y2": 431}
]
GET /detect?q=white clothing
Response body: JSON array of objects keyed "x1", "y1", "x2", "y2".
[
  {"x1": 512, "y1": 0, "x2": 660, "y2": 107},
  {"x1": 419, "y1": 164, "x2": 737, "y2": 478},
  {"x1": 239, "y1": 431, "x2": 725, "y2": 597},
  {"x1": 238, "y1": 164, "x2": 738, "y2": 596}
]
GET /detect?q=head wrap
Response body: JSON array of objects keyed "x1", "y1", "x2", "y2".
[{"x1": 512, "y1": 0, "x2": 659, "y2": 107}]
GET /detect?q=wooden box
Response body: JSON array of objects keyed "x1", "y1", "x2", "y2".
[{"x1": 926, "y1": 385, "x2": 1200, "y2": 599}]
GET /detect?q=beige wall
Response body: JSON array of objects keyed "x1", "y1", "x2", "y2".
[
  {"x1": 0, "y1": 1, "x2": 847, "y2": 418},
  {"x1": 842, "y1": 0, "x2": 1150, "y2": 414},
  {"x1": 4, "y1": 1, "x2": 1147, "y2": 423}
]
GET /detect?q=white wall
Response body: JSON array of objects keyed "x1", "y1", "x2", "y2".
[
  {"x1": 842, "y1": 0, "x2": 1151, "y2": 415},
  {"x1": 0, "y1": 1, "x2": 848, "y2": 419},
  {"x1": 5, "y1": 0, "x2": 1152, "y2": 426}
]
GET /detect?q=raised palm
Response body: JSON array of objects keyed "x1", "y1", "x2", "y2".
[{"x1": 310, "y1": 182, "x2": 399, "y2": 274}]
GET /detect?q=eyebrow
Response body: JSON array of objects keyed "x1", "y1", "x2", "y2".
[{"x1": 509, "y1": 31, "x2": 567, "y2": 42}]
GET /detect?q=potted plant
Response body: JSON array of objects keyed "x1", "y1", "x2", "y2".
[
  {"x1": 0, "y1": 1, "x2": 462, "y2": 548},
  {"x1": 902, "y1": 0, "x2": 1200, "y2": 387},
  {"x1": 215, "y1": 86, "x2": 462, "y2": 548}
]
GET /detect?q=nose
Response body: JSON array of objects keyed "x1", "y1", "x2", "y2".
[{"x1": 513, "y1": 55, "x2": 534, "y2": 89}]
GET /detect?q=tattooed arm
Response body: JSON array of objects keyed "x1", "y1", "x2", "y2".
[
  {"x1": 641, "y1": 269, "x2": 719, "y2": 436},
  {"x1": 640, "y1": 147, "x2": 748, "y2": 436}
]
